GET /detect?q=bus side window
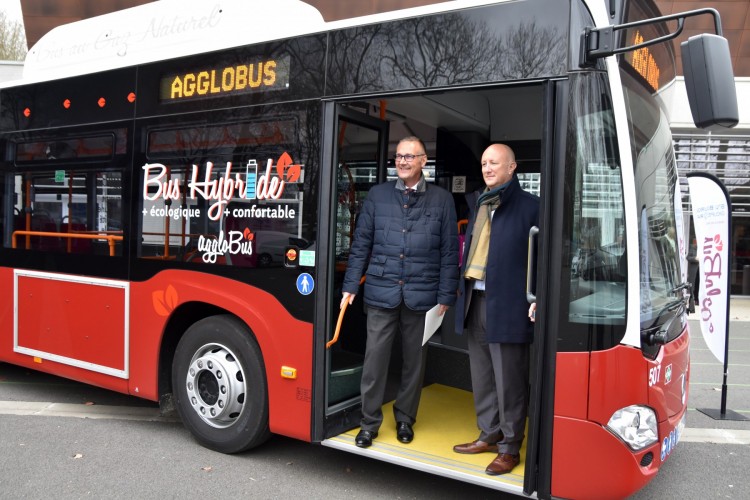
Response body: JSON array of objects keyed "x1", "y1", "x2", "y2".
[{"x1": 8, "y1": 171, "x2": 123, "y2": 256}]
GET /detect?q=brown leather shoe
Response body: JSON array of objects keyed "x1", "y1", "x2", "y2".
[
  {"x1": 485, "y1": 453, "x2": 520, "y2": 475},
  {"x1": 453, "y1": 440, "x2": 499, "y2": 454}
]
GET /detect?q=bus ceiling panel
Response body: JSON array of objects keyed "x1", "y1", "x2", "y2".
[
  {"x1": 362, "y1": 85, "x2": 544, "y2": 149},
  {"x1": 383, "y1": 94, "x2": 491, "y2": 135}
]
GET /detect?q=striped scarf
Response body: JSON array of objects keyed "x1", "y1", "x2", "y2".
[{"x1": 464, "y1": 186, "x2": 503, "y2": 280}]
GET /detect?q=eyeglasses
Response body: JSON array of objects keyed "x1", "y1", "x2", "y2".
[{"x1": 395, "y1": 153, "x2": 426, "y2": 162}]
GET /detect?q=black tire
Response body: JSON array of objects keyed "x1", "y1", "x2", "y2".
[{"x1": 172, "y1": 315, "x2": 270, "y2": 453}]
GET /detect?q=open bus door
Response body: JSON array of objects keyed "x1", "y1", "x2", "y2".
[
  {"x1": 314, "y1": 84, "x2": 561, "y2": 496},
  {"x1": 319, "y1": 104, "x2": 390, "y2": 436}
]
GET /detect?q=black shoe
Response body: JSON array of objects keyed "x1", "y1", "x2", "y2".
[
  {"x1": 396, "y1": 422, "x2": 414, "y2": 443},
  {"x1": 355, "y1": 429, "x2": 378, "y2": 448}
]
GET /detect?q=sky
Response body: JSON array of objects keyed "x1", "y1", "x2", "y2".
[{"x1": 1, "y1": 0, "x2": 24, "y2": 25}]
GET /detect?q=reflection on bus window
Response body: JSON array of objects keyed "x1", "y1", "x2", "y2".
[
  {"x1": 517, "y1": 173, "x2": 541, "y2": 196},
  {"x1": 565, "y1": 73, "x2": 626, "y2": 328}
]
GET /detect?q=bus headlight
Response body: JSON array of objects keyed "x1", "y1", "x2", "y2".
[{"x1": 606, "y1": 405, "x2": 658, "y2": 451}]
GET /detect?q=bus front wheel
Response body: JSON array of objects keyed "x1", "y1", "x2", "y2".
[{"x1": 172, "y1": 315, "x2": 270, "y2": 453}]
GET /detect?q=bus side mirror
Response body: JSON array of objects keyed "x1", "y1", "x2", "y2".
[{"x1": 681, "y1": 34, "x2": 738, "y2": 130}]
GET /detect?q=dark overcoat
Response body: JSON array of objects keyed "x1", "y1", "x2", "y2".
[{"x1": 455, "y1": 175, "x2": 539, "y2": 343}]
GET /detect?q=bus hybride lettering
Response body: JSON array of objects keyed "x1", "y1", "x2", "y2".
[{"x1": 0, "y1": 0, "x2": 737, "y2": 498}]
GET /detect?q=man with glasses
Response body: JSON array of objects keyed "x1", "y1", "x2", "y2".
[
  {"x1": 341, "y1": 136, "x2": 458, "y2": 448},
  {"x1": 452, "y1": 143, "x2": 539, "y2": 475}
]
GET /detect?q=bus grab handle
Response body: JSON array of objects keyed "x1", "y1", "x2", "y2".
[
  {"x1": 326, "y1": 276, "x2": 366, "y2": 349},
  {"x1": 526, "y1": 226, "x2": 539, "y2": 304},
  {"x1": 327, "y1": 302, "x2": 348, "y2": 349}
]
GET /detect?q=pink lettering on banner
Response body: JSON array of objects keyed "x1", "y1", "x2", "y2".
[{"x1": 700, "y1": 234, "x2": 723, "y2": 332}]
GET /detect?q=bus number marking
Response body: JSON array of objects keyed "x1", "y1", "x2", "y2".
[{"x1": 648, "y1": 365, "x2": 661, "y2": 387}]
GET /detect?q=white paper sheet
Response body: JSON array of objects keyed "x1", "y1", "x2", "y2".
[{"x1": 423, "y1": 304, "x2": 444, "y2": 345}]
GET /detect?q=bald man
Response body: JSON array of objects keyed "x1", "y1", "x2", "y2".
[{"x1": 452, "y1": 144, "x2": 539, "y2": 476}]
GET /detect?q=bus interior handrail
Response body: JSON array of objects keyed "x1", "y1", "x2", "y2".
[
  {"x1": 326, "y1": 276, "x2": 366, "y2": 349},
  {"x1": 11, "y1": 230, "x2": 123, "y2": 257}
]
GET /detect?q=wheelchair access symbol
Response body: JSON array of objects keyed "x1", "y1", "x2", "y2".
[{"x1": 296, "y1": 273, "x2": 314, "y2": 295}]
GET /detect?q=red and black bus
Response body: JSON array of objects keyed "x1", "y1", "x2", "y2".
[{"x1": 0, "y1": 0, "x2": 737, "y2": 497}]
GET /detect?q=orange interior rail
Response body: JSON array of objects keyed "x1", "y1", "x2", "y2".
[
  {"x1": 326, "y1": 276, "x2": 365, "y2": 349},
  {"x1": 12, "y1": 230, "x2": 123, "y2": 257}
]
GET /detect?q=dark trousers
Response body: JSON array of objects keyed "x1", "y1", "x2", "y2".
[
  {"x1": 359, "y1": 303, "x2": 427, "y2": 432},
  {"x1": 466, "y1": 292, "x2": 530, "y2": 455}
]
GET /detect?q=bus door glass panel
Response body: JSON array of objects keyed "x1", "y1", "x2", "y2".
[
  {"x1": 141, "y1": 119, "x2": 308, "y2": 267},
  {"x1": 560, "y1": 73, "x2": 626, "y2": 351},
  {"x1": 621, "y1": 67, "x2": 682, "y2": 348},
  {"x1": 8, "y1": 171, "x2": 123, "y2": 256},
  {"x1": 329, "y1": 110, "x2": 387, "y2": 408}
]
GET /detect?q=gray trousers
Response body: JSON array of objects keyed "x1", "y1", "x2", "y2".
[
  {"x1": 359, "y1": 303, "x2": 427, "y2": 432},
  {"x1": 466, "y1": 292, "x2": 530, "y2": 455}
]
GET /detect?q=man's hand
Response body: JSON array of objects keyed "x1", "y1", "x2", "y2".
[
  {"x1": 341, "y1": 292, "x2": 355, "y2": 309},
  {"x1": 528, "y1": 303, "x2": 536, "y2": 322},
  {"x1": 438, "y1": 304, "x2": 450, "y2": 316}
]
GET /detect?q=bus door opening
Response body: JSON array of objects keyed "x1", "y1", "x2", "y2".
[
  {"x1": 326, "y1": 107, "x2": 389, "y2": 421},
  {"x1": 321, "y1": 85, "x2": 550, "y2": 494}
]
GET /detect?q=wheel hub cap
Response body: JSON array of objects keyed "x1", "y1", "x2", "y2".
[{"x1": 185, "y1": 344, "x2": 246, "y2": 428}]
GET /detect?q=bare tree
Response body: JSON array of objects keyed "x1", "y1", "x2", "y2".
[
  {"x1": 497, "y1": 20, "x2": 566, "y2": 79},
  {"x1": 327, "y1": 24, "x2": 388, "y2": 95},
  {"x1": 383, "y1": 15, "x2": 502, "y2": 88},
  {"x1": 0, "y1": 10, "x2": 27, "y2": 61}
]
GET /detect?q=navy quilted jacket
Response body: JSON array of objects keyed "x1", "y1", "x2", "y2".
[{"x1": 342, "y1": 181, "x2": 458, "y2": 311}]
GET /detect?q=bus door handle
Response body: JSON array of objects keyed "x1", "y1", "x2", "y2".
[{"x1": 526, "y1": 226, "x2": 539, "y2": 303}]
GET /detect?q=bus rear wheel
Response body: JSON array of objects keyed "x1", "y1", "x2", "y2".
[{"x1": 172, "y1": 315, "x2": 270, "y2": 453}]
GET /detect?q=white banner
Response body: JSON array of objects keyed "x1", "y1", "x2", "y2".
[{"x1": 687, "y1": 174, "x2": 730, "y2": 364}]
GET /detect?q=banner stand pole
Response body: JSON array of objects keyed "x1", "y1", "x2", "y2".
[
  {"x1": 689, "y1": 172, "x2": 749, "y2": 421},
  {"x1": 697, "y1": 369, "x2": 749, "y2": 420},
  {"x1": 697, "y1": 301, "x2": 747, "y2": 421}
]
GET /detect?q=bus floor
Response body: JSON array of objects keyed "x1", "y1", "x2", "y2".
[{"x1": 322, "y1": 384, "x2": 527, "y2": 495}]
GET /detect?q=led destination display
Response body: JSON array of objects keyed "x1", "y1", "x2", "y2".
[{"x1": 160, "y1": 55, "x2": 290, "y2": 101}]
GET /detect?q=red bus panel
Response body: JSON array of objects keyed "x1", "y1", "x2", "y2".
[{"x1": 14, "y1": 270, "x2": 128, "y2": 377}]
